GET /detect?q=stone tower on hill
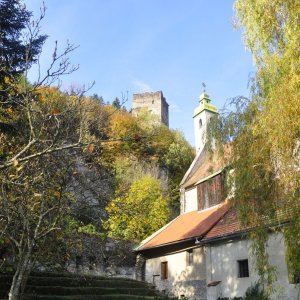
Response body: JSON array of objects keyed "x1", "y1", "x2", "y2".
[{"x1": 132, "y1": 91, "x2": 169, "y2": 127}]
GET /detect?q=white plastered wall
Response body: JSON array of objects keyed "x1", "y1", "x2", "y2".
[
  {"x1": 184, "y1": 187, "x2": 198, "y2": 213},
  {"x1": 194, "y1": 109, "x2": 215, "y2": 154},
  {"x1": 145, "y1": 247, "x2": 206, "y2": 299},
  {"x1": 206, "y1": 233, "x2": 299, "y2": 300}
]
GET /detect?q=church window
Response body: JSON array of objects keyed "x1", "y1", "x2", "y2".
[
  {"x1": 161, "y1": 261, "x2": 168, "y2": 280},
  {"x1": 187, "y1": 249, "x2": 193, "y2": 266},
  {"x1": 238, "y1": 259, "x2": 249, "y2": 278},
  {"x1": 199, "y1": 118, "x2": 203, "y2": 128}
]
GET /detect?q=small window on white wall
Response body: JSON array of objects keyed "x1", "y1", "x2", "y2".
[
  {"x1": 199, "y1": 118, "x2": 203, "y2": 128},
  {"x1": 161, "y1": 261, "x2": 168, "y2": 280},
  {"x1": 238, "y1": 259, "x2": 249, "y2": 278},
  {"x1": 186, "y1": 249, "x2": 193, "y2": 266}
]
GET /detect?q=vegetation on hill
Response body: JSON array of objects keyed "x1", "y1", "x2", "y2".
[{"x1": 0, "y1": 1, "x2": 194, "y2": 299}]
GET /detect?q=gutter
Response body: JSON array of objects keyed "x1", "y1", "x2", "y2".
[{"x1": 133, "y1": 235, "x2": 202, "y2": 253}]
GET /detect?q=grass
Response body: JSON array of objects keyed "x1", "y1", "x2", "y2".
[{"x1": 0, "y1": 273, "x2": 176, "y2": 300}]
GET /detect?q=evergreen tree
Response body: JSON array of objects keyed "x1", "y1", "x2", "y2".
[
  {"x1": 91, "y1": 93, "x2": 104, "y2": 104},
  {"x1": 0, "y1": 0, "x2": 47, "y2": 76},
  {"x1": 112, "y1": 97, "x2": 121, "y2": 109}
]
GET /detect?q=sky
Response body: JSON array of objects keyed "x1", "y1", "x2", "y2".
[{"x1": 25, "y1": 0, "x2": 254, "y2": 146}]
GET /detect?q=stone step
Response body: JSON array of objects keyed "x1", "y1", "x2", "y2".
[
  {"x1": 0, "y1": 273, "x2": 163, "y2": 300},
  {"x1": 24, "y1": 285, "x2": 157, "y2": 296},
  {"x1": 20, "y1": 295, "x2": 163, "y2": 300}
]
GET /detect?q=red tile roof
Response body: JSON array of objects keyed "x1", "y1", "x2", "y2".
[
  {"x1": 202, "y1": 207, "x2": 244, "y2": 241},
  {"x1": 137, "y1": 200, "x2": 231, "y2": 250}
]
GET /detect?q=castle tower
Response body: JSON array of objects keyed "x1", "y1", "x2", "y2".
[
  {"x1": 193, "y1": 92, "x2": 218, "y2": 153},
  {"x1": 132, "y1": 91, "x2": 169, "y2": 127}
]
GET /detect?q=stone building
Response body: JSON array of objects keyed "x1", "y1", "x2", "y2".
[
  {"x1": 132, "y1": 91, "x2": 169, "y2": 127},
  {"x1": 134, "y1": 92, "x2": 299, "y2": 300}
]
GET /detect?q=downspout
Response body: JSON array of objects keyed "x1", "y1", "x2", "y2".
[{"x1": 210, "y1": 245, "x2": 213, "y2": 281}]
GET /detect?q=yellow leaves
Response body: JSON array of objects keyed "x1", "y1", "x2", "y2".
[
  {"x1": 69, "y1": 95, "x2": 77, "y2": 101},
  {"x1": 4, "y1": 76, "x2": 10, "y2": 84},
  {"x1": 54, "y1": 191, "x2": 61, "y2": 197},
  {"x1": 109, "y1": 111, "x2": 137, "y2": 137},
  {"x1": 11, "y1": 159, "x2": 23, "y2": 172},
  {"x1": 104, "y1": 176, "x2": 170, "y2": 241},
  {"x1": 16, "y1": 165, "x2": 23, "y2": 172},
  {"x1": 230, "y1": 0, "x2": 300, "y2": 284},
  {"x1": 234, "y1": 0, "x2": 300, "y2": 66}
]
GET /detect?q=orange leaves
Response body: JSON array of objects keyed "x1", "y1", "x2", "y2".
[
  {"x1": 51, "y1": 108, "x2": 61, "y2": 115},
  {"x1": 86, "y1": 143, "x2": 95, "y2": 154}
]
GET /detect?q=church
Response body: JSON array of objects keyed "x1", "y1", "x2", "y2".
[{"x1": 134, "y1": 92, "x2": 298, "y2": 299}]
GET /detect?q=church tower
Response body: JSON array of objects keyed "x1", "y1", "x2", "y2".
[{"x1": 193, "y1": 92, "x2": 218, "y2": 153}]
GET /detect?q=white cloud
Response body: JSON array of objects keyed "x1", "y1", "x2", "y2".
[
  {"x1": 133, "y1": 80, "x2": 151, "y2": 92},
  {"x1": 169, "y1": 101, "x2": 182, "y2": 113}
]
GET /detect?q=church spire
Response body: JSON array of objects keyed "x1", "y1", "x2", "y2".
[{"x1": 193, "y1": 89, "x2": 218, "y2": 153}]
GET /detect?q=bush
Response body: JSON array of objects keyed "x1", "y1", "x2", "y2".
[
  {"x1": 244, "y1": 283, "x2": 269, "y2": 300},
  {"x1": 217, "y1": 283, "x2": 268, "y2": 300}
]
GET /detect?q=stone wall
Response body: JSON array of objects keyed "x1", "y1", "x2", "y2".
[
  {"x1": 65, "y1": 158, "x2": 136, "y2": 279},
  {"x1": 132, "y1": 91, "x2": 169, "y2": 127}
]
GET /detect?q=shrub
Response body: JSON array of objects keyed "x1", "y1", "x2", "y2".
[{"x1": 244, "y1": 283, "x2": 269, "y2": 300}]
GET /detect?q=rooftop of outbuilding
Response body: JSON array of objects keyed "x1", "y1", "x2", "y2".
[{"x1": 135, "y1": 200, "x2": 231, "y2": 251}]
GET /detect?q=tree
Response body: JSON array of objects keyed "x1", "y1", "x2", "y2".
[
  {"x1": 104, "y1": 176, "x2": 170, "y2": 241},
  {"x1": 0, "y1": 0, "x2": 46, "y2": 78},
  {"x1": 90, "y1": 93, "x2": 104, "y2": 104},
  {"x1": 1, "y1": 153, "x2": 75, "y2": 299},
  {"x1": 163, "y1": 130, "x2": 195, "y2": 216},
  {"x1": 112, "y1": 97, "x2": 121, "y2": 109},
  {"x1": 0, "y1": 3, "x2": 91, "y2": 299},
  {"x1": 210, "y1": 0, "x2": 300, "y2": 291}
]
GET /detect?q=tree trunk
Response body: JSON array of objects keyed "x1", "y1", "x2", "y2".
[
  {"x1": 9, "y1": 247, "x2": 32, "y2": 300},
  {"x1": 9, "y1": 268, "x2": 23, "y2": 300}
]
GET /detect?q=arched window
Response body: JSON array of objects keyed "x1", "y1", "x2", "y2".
[{"x1": 199, "y1": 118, "x2": 203, "y2": 128}]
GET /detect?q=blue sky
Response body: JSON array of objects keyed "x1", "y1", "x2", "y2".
[{"x1": 26, "y1": 0, "x2": 254, "y2": 145}]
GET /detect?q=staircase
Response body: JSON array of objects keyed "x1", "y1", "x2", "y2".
[{"x1": 0, "y1": 273, "x2": 174, "y2": 300}]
